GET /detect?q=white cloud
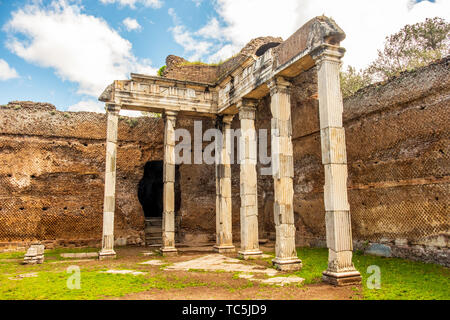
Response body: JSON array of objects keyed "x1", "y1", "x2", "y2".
[
  {"x1": 168, "y1": 0, "x2": 450, "y2": 69},
  {"x1": 67, "y1": 100, "x2": 105, "y2": 113},
  {"x1": 67, "y1": 99, "x2": 144, "y2": 117},
  {"x1": 168, "y1": 8, "x2": 213, "y2": 61},
  {"x1": 0, "y1": 59, "x2": 19, "y2": 81},
  {"x1": 207, "y1": 0, "x2": 450, "y2": 69},
  {"x1": 196, "y1": 17, "x2": 223, "y2": 39},
  {"x1": 100, "y1": 0, "x2": 163, "y2": 9},
  {"x1": 4, "y1": 0, "x2": 157, "y2": 98},
  {"x1": 123, "y1": 17, "x2": 141, "y2": 31},
  {"x1": 192, "y1": 0, "x2": 203, "y2": 7}
]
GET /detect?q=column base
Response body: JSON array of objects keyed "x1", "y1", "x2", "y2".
[
  {"x1": 98, "y1": 250, "x2": 116, "y2": 260},
  {"x1": 160, "y1": 247, "x2": 178, "y2": 257},
  {"x1": 322, "y1": 270, "x2": 362, "y2": 286},
  {"x1": 214, "y1": 245, "x2": 236, "y2": 254},
  {"x1": 238, "y1": 250, "x2": 263, "y2": 260},
  {"x1": 272, "y1": 257, "x2": 302, "y2": 271}
]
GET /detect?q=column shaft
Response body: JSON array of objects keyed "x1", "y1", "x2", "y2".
[
  {"x1": 316, "y1": 46, "x2": 361, "y2": 285},
  {"x1": 214, "y1": 115, "x2": 235, "y2": 253},
  {"x1": 238, "y1": 99, "x2": 262, "y2": 259},
  {"x1": 99, "y1": 103, "x2": 120, "y2": 260},
  {"x1": 161, "y1": 111, "x2": 178, "y2": 256},
  {"x1": 268, "y1": 77, "x2": 302, "y2": 271}
]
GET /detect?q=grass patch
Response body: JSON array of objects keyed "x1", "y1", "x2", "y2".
[
  {"x1": 0, "y1": 262, "x2": 208, "y2": 300},
  {"x1": 290, "y1": 247, "x2": 450, "y2": 300}
]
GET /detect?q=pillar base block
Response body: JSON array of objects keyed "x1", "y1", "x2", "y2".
[
  {"x1": 98, "y1": 250, "x2": 116, "y2": 260},
  {"x1": 238, "y1": 250, "x2": 263, "y2": 260},
  {"x1": 160, "y1": 247, "x2": 178, "y2": 257},
  {"x1": 322, "y1": 270, "x2": 362, "y2": 286},
  {"x1": 214, "y1": 245, "x2": 236, "y2": 254},
  {"x1": 272, "y1": 257, "x2": 303, "y2": 271}
]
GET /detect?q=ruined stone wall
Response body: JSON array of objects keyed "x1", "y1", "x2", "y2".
[
  {"x1": 0, "y1": 102, "x2": 164, "y2": 249},
  {"x1": 163, "y1": 55, "x2": 218, "y2": 84},
  {"x1": 0, "y1": 102, "x2": 218, "y2": 249}
]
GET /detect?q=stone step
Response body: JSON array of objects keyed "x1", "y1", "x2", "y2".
[
  {"x1": 145, "y1": 227, "x2": 162, "y2": 233},
  {"x1": 145, "y1": 220, "x2": 162, "y2": 227},
  {"x1": 146, "y1": 236, "x2": 163, "y2": 241}
]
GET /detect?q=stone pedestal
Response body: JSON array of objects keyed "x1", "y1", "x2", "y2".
[
  {"x1": 214, "y1": 115, "x2": 236, "y2": 254},
  {"x1": 161, "y1": 111, "x2": 178, "y2": 257},
  {"x1": 315, "y1": 46, "x2": 361, "y2": 285},
  {"x1": 99, "y1": 104, "x2": 120, "y2": 260},
  {"x1": 237, "y1": 99, "x2": 262, "y2": 260},
  {"x1": 268, "y1": 77, "x2": 302, "y2": 271},
  {"x1": 23, "y1": 243, "x2": 45, "y2": 264}
]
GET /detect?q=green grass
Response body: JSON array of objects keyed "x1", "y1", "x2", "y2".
[
  {"x1": 0, "y1": 247, "x2": 448, "y2": 300},
  {"x1": 291, "y1": 247, "x2": 450, "y2": 300}
]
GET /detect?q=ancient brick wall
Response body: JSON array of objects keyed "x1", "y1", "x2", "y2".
[
  {"x1": 0, "y1": 102, "x2": 218, "y2": 249},
  {"x1": 163, "y1": 55, "x2": 218, "y2": 84},
  {"x1": 0, "y1": 102, "x2": 164, "y2": 248}
]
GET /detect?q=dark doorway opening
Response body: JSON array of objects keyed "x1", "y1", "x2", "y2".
[{"x1": 138, "y1": 161, "x2": 181, "y2": 218}]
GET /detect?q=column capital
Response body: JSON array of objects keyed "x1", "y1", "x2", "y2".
[
  {"x1": 222, "y1": 114, "x2": 235, "y2": 125},
  {"x1": 105, "y1": 103, "x2": 121, "y2": 115},
  {"x1": 164, "y1": 110, "x2": 178, "y2": 120},
  {"x1": 237, "y1": 99, "x2": 258, "y2": 120},
  {"x1": 267, "y1": 76, "x2": 292, "y2": 96},
  {"x1": 311, "y1": 44, "x2": 346, "y2": 66}
]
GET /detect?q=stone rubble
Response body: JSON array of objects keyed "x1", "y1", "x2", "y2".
[{"x1": 23, "y1": 243, "x2": 45, "y2": 265}]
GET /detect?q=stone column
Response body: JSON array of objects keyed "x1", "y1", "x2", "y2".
[
  {"x1": 99, "y1": 103, "x2": 120, "y2": 260},
  {"x1": 267, "y1": 77, "x2": 302, "y2": 271},
  {"x1": 315, "y1": 46, "x2": 361, "y2": 285},
  {"x1": 214, "y1": 115, "x2": 236, "y2": 253},
  {"x1": 161, "y1": 111, "x2": 178, "y2": 256},
  {"x1": 237, "y1": 99, "x2": 262, "y2": 259}
]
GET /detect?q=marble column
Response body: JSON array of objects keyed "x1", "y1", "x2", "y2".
[
  {"x1": 268, "y1": 77, "x2": 302, "y2": 271},
  {"x1": 99, "y1": 103, "x2": 120, "y2": 260},
  {"x1": 237, "y1": 99, "x2": 262, "y2": 259},
  {"x1": 315, "y1": 46, "x2": 361, "y2": 285},
  {"x1": 161, "y1": 111, "x2": 178, "y2": 256},
  {"x1": 214, "y1": 115, "x2": 236, "y2": 253}
]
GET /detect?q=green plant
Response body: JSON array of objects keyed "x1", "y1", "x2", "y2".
[{"x1": 157, "y1": 65, "x2": 166, "y2": 77}]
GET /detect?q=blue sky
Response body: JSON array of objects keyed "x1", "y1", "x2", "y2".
[{"x1": 0, "y1": 0, "x2": 448, "y2": 113}]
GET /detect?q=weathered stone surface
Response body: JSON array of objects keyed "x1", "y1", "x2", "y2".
[
  {"x1": 365, "y1": 243, "x2": 393, "y2": 258},
  {"x1": 23, "y1": 243, "x2": 45, "y2": 264}
]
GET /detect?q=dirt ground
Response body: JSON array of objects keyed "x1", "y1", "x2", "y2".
[{"x1": 102, "y1": 247, "x2": 360, "y2": 300}]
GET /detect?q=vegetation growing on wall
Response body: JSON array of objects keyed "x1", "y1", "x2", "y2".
[{"x1": 341, "y1": 17, "x2": 450, "y2": 97}]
